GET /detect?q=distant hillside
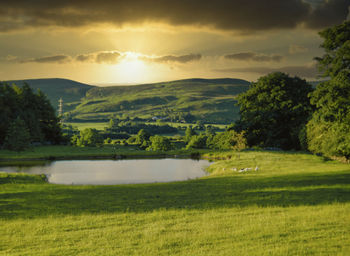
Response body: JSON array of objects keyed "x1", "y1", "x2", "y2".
[
  {"x1": 69, "y1": 78, "x2": 250, "y2": 124},
  {"x1": 3, "y1": 78, "x2": 94, "y2": 110},
  {"x1": 2, "y1": 77, "x2": 250, "y2": 124}
]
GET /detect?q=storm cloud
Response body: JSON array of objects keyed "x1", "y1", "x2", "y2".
[
  {"x1": 143, "y1": 54, "x2": 202, "y2": 63},
  {"x1": 213, "y1": 63, "x2": 319, "y2": 78},
  {"x1": 0, "y1": 0, "x2": 348, "y2": 33},
  {"x1": 225, "y1": 52, "x2": 284, "y2": 62}
]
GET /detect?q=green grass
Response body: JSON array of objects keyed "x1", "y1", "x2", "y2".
[
  {"x1": 65, "y1": 122, "x2": 108, "y2": 131},
  {"x1": 65, "y1": 121, "x2": 226, "y2": 132},
  {"x1": 0, "y1": 145, "x2": 211, "y2": 160},
  {"x1": 0, "y1": 151, "x2": 349, "y2": 255}
]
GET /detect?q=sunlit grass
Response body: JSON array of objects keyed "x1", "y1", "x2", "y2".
[
  {"x1": 65, "y1": 122, "x2": 108, "y2": 131},
  {"x1": 0, "y1": 151, "x2": 349, "y2": 255}
]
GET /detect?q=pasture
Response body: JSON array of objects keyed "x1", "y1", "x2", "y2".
[{"x1": 0, "y1": 151, "x2": 349, "y2": 255}]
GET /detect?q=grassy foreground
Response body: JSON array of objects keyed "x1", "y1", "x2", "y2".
[{"x1": 1, "y1": 151, "x2": 350, "y2": 255}]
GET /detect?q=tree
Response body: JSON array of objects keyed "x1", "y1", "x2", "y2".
[
  {"x1": 16, "y1": 84, "x2": 44, "y2": 142},
  {"x1": 236, "y1": 72, "x2": 313, "y2": 150},
  {"x1": 184, "y1": 126, "x2": 197, "y2": 143},
  {"x1": 315, "y1": 21, "x2": 350, "y2": 78},
  {"x1": 35, "y1": 90, "x2": 63, "y2": 144},
  {"x1": 306, "y1": 21, "x2": 350, "y2": 159},
  {"x1": 4, "y1": 117, "x2": 31, "y2": 151},
  {"x1": 0, "y1": 83, "x2": 63, "y2": 147},
  {"x1": 186, "y1": 134, "x2": 208, "y2": 149},
  {"x1": 0, "y1": 84, "x2": 20, "y2": 144},
  {"x1": 307, "y1": 70, "x2": 350, "y2": 158},
  {"x1": 75, "y1": 128, "x2": 103, "y2": 147},
  {"x1": 209, "y1": 130, "x2": 247, "y2": 150},
  {"x1": 147, "y1": 135, "x2": 172, "y2": 151},
  {"x1": 135, "y1": 129, "x2": 151, "y2": 149}
]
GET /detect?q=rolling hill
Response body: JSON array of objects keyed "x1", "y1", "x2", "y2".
[
  {"x1": 3, "y1": 78, "x2": 94, "y2": 111},
  {"x1": 2, "y1": 78, "x2": 251, "y2": 124},
  {"x1": 71, "y1": 78, "x2": 250, "y2": 123}
]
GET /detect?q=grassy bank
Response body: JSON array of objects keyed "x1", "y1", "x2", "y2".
[
  {"x1": 0, "y1": 145, "x2": 211, "y2": 161},
  {"x1": 0, "y1": 151, "x2": 349, "y2": 255}
]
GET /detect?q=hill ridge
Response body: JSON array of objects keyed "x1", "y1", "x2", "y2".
[{"x1": 2, "y1": 77, "x2": 251, "y2": 123}]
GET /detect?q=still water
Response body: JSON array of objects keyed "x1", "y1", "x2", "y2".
[{"x1": 0, "y1": 159, "x2": 210, "y2": 185}]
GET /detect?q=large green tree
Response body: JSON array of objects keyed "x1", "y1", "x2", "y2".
[
  {"x1": 236, "y1": 72, "x2": 313, "y2": 150},
  {"x1": 0, "y1": 82, "x2": 63, "y2": 148},
  {"x1": 307, "y1": 21, "x2": 350, "y2": 159},
  {"x1": 315, "y1": 21, "x2": 350, "y2": 78}
]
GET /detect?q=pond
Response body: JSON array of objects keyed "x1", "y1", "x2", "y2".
[{"x1": 0, "y1": 159, "x2": 211, "y2": 185}]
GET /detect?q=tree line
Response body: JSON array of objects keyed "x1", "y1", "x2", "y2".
[{"x1": 0, "y1": 83, "x2": 63, "y2": 151}]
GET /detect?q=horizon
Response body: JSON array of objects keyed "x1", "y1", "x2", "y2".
[
  {"x1": 0, "y1": 1, "x2": 349, "y2": 84},
  {"x1": 2, "y1": 76, "x2": 327, "y2": 88}
]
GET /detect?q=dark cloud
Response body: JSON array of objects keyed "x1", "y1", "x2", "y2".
[
  {"x1": 20, "y1": 55, "x2": 71, "y2": 64},
  {"x1": 213, "y1": 63, "x2": 319, "y2": 78},
  {"x1": 143, "y1": 54, "x2": 202, "y2": 63},
  {"x1": 95, "y1": 51, "x2": 121, "y2": 64},
  {"x1": 225, "y1": 52, "x2": 284, "y2": 62},
  {"x1": 306, "y1": 0, "x2": 350, "y2": 28},
  {"x1": 15, "y1": 51, "x2": 200, "y2": 65},
  {"x1": 0, "y1": 0, "x2": 348, "y2": 33},
  {"x1": 76, "y1": 54, "x2": 95, "y2": 62}
]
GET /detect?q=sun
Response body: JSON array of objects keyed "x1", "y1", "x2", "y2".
[{"x1": 115, "y1": 52, "x2": 148, "y2": 84}]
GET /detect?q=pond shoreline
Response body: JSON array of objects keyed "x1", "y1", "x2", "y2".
[
  {"x1": 0, "y1": 153, "x2": 204, "y2": 162},
  {"x1": 0, "y1": 158, "x2": 211, "y2": 185}
]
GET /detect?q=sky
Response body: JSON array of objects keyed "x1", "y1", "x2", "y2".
[{"x1": 0, "y1": 0, "x2": 349, "y2": 85}]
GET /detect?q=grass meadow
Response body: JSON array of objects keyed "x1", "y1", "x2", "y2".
[{"x1": 0, "y1": 151, "x2": 349, "y2": 255}]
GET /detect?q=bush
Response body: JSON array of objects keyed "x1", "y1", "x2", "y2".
[
  {"x1": 73, "y1": 128, "x2": 103, "y2": 147},
  {"x1": 210, "y1": 130, "x2": 247, "y2": 150},
  {"x1": 147, "y1": 136, "x2": 173, "y2": 151}
]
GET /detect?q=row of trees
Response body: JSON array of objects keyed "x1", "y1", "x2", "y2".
[
  {"x1": 234, "y1": 21, "x2": 350, "y2": 159},
  {"x1": 0, "y1": 84, "x2": 63, "y2": 151}
]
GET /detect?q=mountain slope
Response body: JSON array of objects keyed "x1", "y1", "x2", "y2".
[
  {"x1": 2, "y1": 77, "x2": 251, "y2": 123},
  {"x1": 70, "y1": 78, "x2": 250, "y2": 124},
  {"x1": 3, "y1": 78, "x2": 94, "y2": 110}
]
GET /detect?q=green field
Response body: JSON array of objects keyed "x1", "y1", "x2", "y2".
[
  {"x1": 65, "y1": 122, "x2": 227, "y2": 133},
  {"x1": 1, "y1": 151, "x2": 349, "y2": 255},
  {"x1": 65, "y1": 122, "x2": 109, "y2": 131}
]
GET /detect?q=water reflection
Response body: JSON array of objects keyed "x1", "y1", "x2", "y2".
[{"x1": 0, "y1": 159, "x2": 210, "y2": 185}]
